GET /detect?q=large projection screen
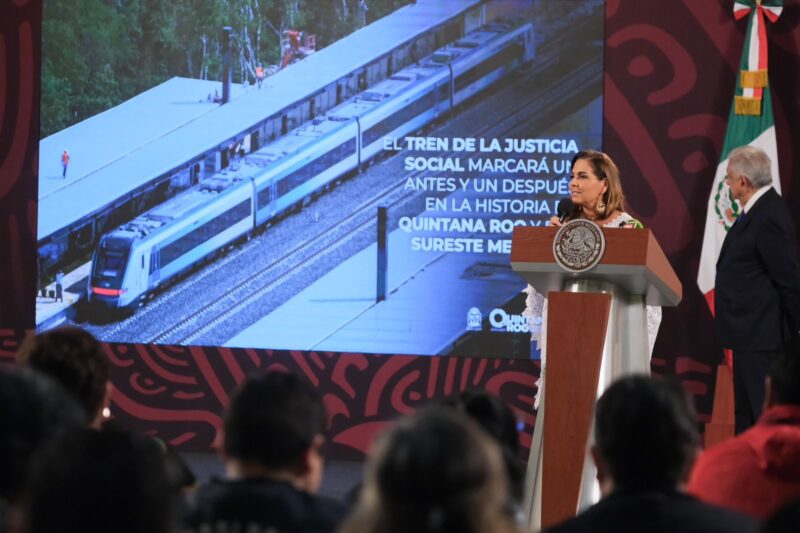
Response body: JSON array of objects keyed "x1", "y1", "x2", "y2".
[{"x1": 36, "y1": 0, "x2": 604, "y2": 359}]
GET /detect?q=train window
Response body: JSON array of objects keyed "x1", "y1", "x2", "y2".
[
  {"x1": 149, "y1": 248, "x2": 159, "y2": 275},
  {"x1": 93, "y1": 240, "x2": 131, "y2": 286},
  {"x1": 276, "y1": 138, "x2": 357, "y2": 197},
  {"x1": 94, "y1": 253, "x2": 126, "y2": 277},
  {"x1": 362, "y1": 88, "x2": 438, "y2": 147},
  {"x1": 159, "y1": 200, "x2": 251, "y2": 268},
  {"x1": 454, "y1": 42, "x2": 524, "y2": 92},
  {"x1": 438, "y1": 82, "x2": 449, "y2": 101},
  {"x1": 257, "y1": 186, "x2": 273, "y2": 209}
]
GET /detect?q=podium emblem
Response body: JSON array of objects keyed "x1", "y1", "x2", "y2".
[{"x1": 552, "y1": 219, "x2": 606, "y2": 272}]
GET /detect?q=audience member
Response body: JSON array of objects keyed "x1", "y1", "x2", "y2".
[
  {"x1": 16, "y1": 326, "x2": 197, "y2": 513},
  {"x1": 760, "y1": 498, "x2": 800, "y2": 533},
  {"x1": 340, "y1": 407, "x2": 522, "y2": 533},
  {"x1": 447, "y1": 391, "x2": 524, "y2": 512},
  {"x1": 23, "y1": 428, "x2": 173, "y2": 533},
  {"x1": 0, "y1": 368, "x2": 85, "y2": 532},
  {"x1": 688, "y1": 336, "x2": 800, "y2": 518},
  {"x1": 16, "y1": 326, "x2": 111, "y2": 427},
  {"x1": 545, "y1": 375, "x2": 756, "y2": 533},
  {"x1": 183, "y1": 371, "x2": 345, "y2": 533}
]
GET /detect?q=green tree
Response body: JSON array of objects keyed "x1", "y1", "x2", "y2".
[{"x1": 41, "y1": 0, "x2": 412, "y2": 136}]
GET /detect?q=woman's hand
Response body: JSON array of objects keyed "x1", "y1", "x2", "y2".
[{"x1": 549, "y1": 216, "x2": 563, "y2": 227}]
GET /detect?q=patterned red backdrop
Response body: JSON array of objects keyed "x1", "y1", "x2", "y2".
[
  {"x1": 2, "y1": 0, "x2": 799, "y2": 454},
  {"x1": 604, "y1": 0, "x2": 800, "y2": 419}
]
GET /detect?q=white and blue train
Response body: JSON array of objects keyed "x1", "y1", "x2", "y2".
[{"x1": 88, "y1": 17, "x2": 534, "y2": 309}]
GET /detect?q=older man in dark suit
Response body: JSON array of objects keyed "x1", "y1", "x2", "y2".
[{"x1": 715, "y1": 145, "x2": 800, "y2": 434}]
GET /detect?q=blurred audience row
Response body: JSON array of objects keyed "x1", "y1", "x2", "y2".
[{"x1": 1, "y1": 327, "x2": 798, "y2": 533}]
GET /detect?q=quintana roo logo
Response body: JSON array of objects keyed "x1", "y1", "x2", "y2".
[
  {"x1": 553, "y1": 219, "x2": 605, "y2": 273},
  {"x1": 714, "y1": 179, "x2": 741, "y2": 231}
]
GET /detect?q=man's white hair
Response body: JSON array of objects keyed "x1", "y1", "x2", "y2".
[{"x1": 728, "y1": 145, "x2": 772, "y2": 189}]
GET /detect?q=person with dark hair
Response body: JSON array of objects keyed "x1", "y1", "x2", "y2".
[
  {"x1": 16, "y1": 326, "x2": 111, "y2": 427},
  {"x1": 688, "y1": 336, "x2": 800, "y2": 518},
  {"x1": 184, "y1": 371, "x2": 345, "y2": 533},
  {"x1": 545, "y1": 375, "x2": 756, "y2": 533},
  {"x1": 0, "y1": 368, "x2": 85, "y2": 532},
  {"x1": 24, "y1": 429, "x2": 173, "y2": 533},
  {"x1": 447, "y1": 391, "x2": 524, "y2": 514},
  {"x1": 340, "y1": 407, "x2": 522, "y2": 533}
]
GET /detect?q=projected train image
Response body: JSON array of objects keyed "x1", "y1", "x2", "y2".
[{"x1": 88, "y1": 18, "x2": 535, "y2": 311}]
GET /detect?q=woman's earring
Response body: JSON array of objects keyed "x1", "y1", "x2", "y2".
[{"x1": 596, "y1": 199, "x2": 606, "y2": 215}]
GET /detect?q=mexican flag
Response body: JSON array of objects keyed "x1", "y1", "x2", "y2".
[{"x1": 696, "y1": 0, "x2": 783, "y2": 325}]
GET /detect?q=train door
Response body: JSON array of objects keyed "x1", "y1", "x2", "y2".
[
  {"x1": 355, "y1": 117, "x2": 363, "y2": 170},
  {"x1": 270, "y1": 181, "x2": 278, "y2": 216},
  {"x1": 249, "y1": 180, "x2": 258, "y2": 229},
  {"x1": 148, "y1": 247, "x2": 160, "y2": 288},
  {"x1": 133, "y1": 252, "x2": 147, "y2": 302}
]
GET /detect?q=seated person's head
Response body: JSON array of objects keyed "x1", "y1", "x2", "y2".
[
  {"x1": 0, "y1": 368, "x2": 85, "y2": 504},
  {"x1": 23, "y1": 429, "x2": 172, "y2": 533},
  {"x1": 16, "y1": 327, "x2": 110, "y2": 427},
  {"x1": 447, "y1": 391, "x2": 523, "y2": 503},
  {"x1": 342, "y1": 407, "x2": 520, "y2": 533},
  {"x1": 766, "y1": 336, "x2": 800, "y2": 408},
  {"x1": 592, "y1": 375, "x2": 699, "y2": 494},
  {"x1": 223, "y1": 371, "x2": 327, "y2": 493}
]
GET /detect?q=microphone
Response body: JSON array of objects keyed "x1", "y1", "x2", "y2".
[{"x1": 557, "y1": 198, "x2": 574, "y2": 223}]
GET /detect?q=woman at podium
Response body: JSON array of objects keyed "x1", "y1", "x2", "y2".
[
  {"x1": 526, "y1": 149, "x2": 659, "y2": 388},
  {"x1": 520, "y1": 149, "x2": 667, "y2": 527}
]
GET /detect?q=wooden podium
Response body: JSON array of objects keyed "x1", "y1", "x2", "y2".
[{"x1": 510, "y1": 226, "x2": 681, "y2": 529}]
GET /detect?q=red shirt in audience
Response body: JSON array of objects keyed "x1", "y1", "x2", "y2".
[{"x1": 688, "y1": 404, "x2": 800, "y2": 518}]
